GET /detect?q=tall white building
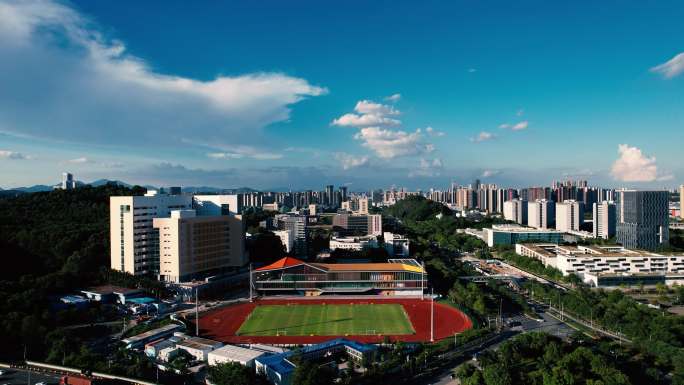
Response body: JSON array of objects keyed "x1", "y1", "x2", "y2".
[
  {"x1": 193, "y1": 195, "x2": 240, "y2": 216},
  {"x1": 110, "y1": 191, "x2": 192, "y2": 276},
  {"x1": 528, "y1": 199, "x2": 555, "y2": 229},
  {"x1": 555, "y1": 200, "x2": 584, "y2": 232},
  {"x1": 503, "y1": 199, "x2": 527, "y2": 225},
  {"x1": 681, "y1": 185, "x2": 684, "y2": 220},
  {"x1": 61, "y1": 172, "x2": 76, "y2": 190},
  {"x1": 272, "y1": 230, "x2": 294, "y2": 253},
  {"x1": 357, "y1": 197, "x2": 369, "y2": 214},
  {"x1": 593, "y1": 201, "x2": 616, "y2": 239}
]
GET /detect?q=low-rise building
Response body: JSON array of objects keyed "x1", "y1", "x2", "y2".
[
  {"x1": 122, "y1": 323, "x2": 184, "y2": 350},
  {"x1": 329, "y1": 235, "x2": 378, "y2": 251},
  {"x1": 208, "y1": 344, "x2": 266, "y2": 368},
  {"x1": 176, "y1": 337, "x2": 223, "y2": 361},
  {"x1": 515, "y1": 243, "x2": 684, "y2": 287},
  {"x1": 482, "y1": 225, "x2": 563, "y2": 247},
  {"x1": 383, "y1": 232, "x2": 410, "y2": 257}
]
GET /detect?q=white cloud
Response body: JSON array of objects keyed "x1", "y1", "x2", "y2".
[
  {"x1": 332, "y1": 113, "x2": 401, "y2": 127},
  {"x1": 67, "y1": 157, "x2": 90, "y2": 163},
  {"x1": 334, "y1": 152, "x2": 369, "y2": 170},
  {"x1": 425, "y1": 126, "x2": 445, "y2": 137},
  {"x1": 470, "y1": 131, "x2": 496, "y2": 143},
  {"x1": 206, "y1": 145, "x2": 283, "y2": 160},
  {"x1": 500, "y1": 121, "x2": 529, "y2": 131},
  {"x1": 516, "y1": 109, "x2": 524, "y2": 117},
  {"x1": 332, "y1": 99, "x2": 401, "y2": 127},
  {"x1": 0, "y1": 0, "x2": 326, "y2": 151},
  {"x1": 409, "y1": 158, "x2": 443, "y2": 177},
  {"x1": 0, "y1": 150, "x2": 29, "y2": 160},
  {"x1": 482, "y1": 169, "x2": 500, "y2": 178},
  {"x1": 354, "y1": 127, "x2": 431, "y2": 158},
  {"x1": 650, "y1": 52, "x2": 684, "y2": 79},
  {"x1": 384, "y1": 93, "x2": 401, "y2": 102},
  {"x1": 468, "y1": 68, "x2": 477, "y2": 73},
  {"x1": 498, "y1": 123, "x2": 510, "y2": 129},
  {"x1": 610, "y1": 144, "x2": 672, "y2": 182}
]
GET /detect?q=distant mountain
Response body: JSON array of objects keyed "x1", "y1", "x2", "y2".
[
  {"x1": 2, "y1": 179, "x2": 265, "y2": 195},
  {"x1": 16, "y1": 184, "x2": 54, "y2": 193},
  {"x1": 88, "y1": 179, "x2": 132, "y2": 187}
]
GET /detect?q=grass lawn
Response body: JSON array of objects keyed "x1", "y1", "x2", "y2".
[{"x1": 236, "y1": 304, "x2": 415, "y2": 336}]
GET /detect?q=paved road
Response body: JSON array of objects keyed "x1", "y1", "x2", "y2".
[{"x1": 0, "y1": 368, "x2": 61, "y2": 385}]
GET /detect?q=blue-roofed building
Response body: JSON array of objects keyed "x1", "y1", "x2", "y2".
[{"x1": 255, "y1": 338, "x2": 377, "y2": 385}]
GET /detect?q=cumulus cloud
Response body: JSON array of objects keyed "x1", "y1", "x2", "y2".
[
  {"x1": 470, "y1": 131, "x2": 496, "y2": 143},
  {"x1": 334, "y1": 152, "x2": 369, "y2": 170},
  {"x1": 354, "y1": 127, "x2": 432, "y2": 158},
  {"x1": 650, "y1": 52, "x2": 684, "y2": 78},
  {"x1": 384, "y1": 93, "x2": 401, "y2": 102},
  {"x1": 67, "y1": 157, "x2": 91, "y2": 164},
  {"x1": 332, "y1": 99, "x2": 401, "y2": 128},
  {"x1": 0, "y1": 0, "x2": 326, "y2": 151},
  {"x1": 0, "y1": 150, "x2": 29, "y2": 160},
  {"x1": 610, "y1": 144, "x2": 672, "y2": 182}
]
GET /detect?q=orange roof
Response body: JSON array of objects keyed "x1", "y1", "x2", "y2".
[
  {"x1": 311, "y1": 263, "x2": 424, "y2": 273},
  {"x1": 256, "y1": 257, "x2": 306, "y2": 271}
]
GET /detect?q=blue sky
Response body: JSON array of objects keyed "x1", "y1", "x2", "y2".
[{"x1": 0, "y1": 0, "x2": 682, "y2": 190}]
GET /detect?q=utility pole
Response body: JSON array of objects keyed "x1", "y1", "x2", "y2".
[
  {"x1": 195, "y1": 288, "x2": 199, "y2": 336},
  {"x1": 249, "y1": 263, "x2": 253, "y2": 303},
  {"x1": 421, "y1": 262, "x2": 425, "y2": 301}
]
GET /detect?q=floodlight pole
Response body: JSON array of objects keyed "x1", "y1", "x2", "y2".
[
  {"x1": 430, "y1": 287, "x2": 434, "y2": 342},
  {"x1": 421, "y1": 262, "x2": 425, "y2": 301},
  {"x1": 195, "y1": 287, "x2": 199, "y2": 336}
]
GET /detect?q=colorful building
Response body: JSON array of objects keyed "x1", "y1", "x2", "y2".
[{"x1": 252, "y1": 257, "x2": 426, "y2": 296}]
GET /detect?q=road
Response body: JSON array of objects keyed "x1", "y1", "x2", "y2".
[
  {"x1": 425, "y1": 310, "x2": 575, "y2": 385},
  {"x1": 0, "y1": 368, "x2": 61, "y2": 385}
]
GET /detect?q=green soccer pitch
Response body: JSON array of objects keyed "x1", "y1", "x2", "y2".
[{"x1": 236, "y1": 304, "x2": 415, "y2": 336}]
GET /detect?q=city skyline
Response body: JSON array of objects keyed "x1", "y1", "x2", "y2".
[{"x1": 1, "y1": 0, "x2": 684, "y2": 190}]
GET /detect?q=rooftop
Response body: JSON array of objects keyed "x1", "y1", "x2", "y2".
[
  {"x1": 256, "y1": 257, "x2": 425, "y2": 273},
  {"x1": 209, "y1": 344, "x2": 264, "y2": 362},
  {"x1": 122, "y1": 323, "x2": 183, "y2": 345},
  {"x1": 177, "y1": 336, "x2": 223, "y2": 350},
  {"x1": 82, "y1": 285, "x2": 142, "y2": 295}
]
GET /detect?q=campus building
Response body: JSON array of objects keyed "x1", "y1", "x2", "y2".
[
  {"x1": 528, "y1": 199, "x2": 555, "y2": 229},
  {"x1": 515, "y1": 243, "x2": 684, "y2": 287},
  {"x1": 481, "y1": 224, "x2": 563, "y2": 247},
  {"x1": 152, "y1": 209, "x2": 247, "y2": 283},
  {"x1": 555, "y1": 200, "x2": 584, "y2": 232},
  {"x1": 110, "y1": 191, "x2": 193, "y2": 276},
  {"x1": 503, "y1": 199, "x2": 527, "y2": 225},
  {"x1": 616, "y1": 190, "x2": 669, "y2": 251},
  {"x1": 593, "y1": 201, "x2": 616, "y2": 239},
  {"x1": 332, "y1": 213, "x2": 382, "y2": 236},
  {"x1": 252, "y1": 257, "x2": 426, "y2": 295}
]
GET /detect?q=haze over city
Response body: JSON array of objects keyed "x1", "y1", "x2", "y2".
[{"x1": 1, "y1": 0, "x2": 683, "y2": 190}]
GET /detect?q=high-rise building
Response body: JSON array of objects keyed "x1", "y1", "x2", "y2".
[
  {"x1": 193, "y1": 195, "x2": 240, "y2": 216},
  {"x1": 110, "y1": 191, "x2": 193, "y2": 276},
  {"x1": 357, "y1": 197, "x2": 369, "y2": 214},
  {"x1": 325, "y1": 185, "x2": 334, "y2": 206},
  {"x1": 555, "y1": 200, "x2": 584, "y2": 232},
  {"x1": 593, "y1": 201, "x2": 616, "y2": 239},
  {"x1": 503, "y1": 199, "x2": 527, "y2": 225},
  {"x1": 528, "y1": 199, "x2": 555, "y2": 229},
  {"x1": 278, "y1": 215, "x2": 308, "y2": 256},
  {"x1": 152, "y1": 210, "x2": 246, "y2": 283},
  {"x1": 332, "y1": 214, "x2": 382, "y2": 236},
  {"x1": 616, "y1": 190, "x2": 669, "y2": 251},
  {"x1": 273, "y1": 230, "x2": 294, "y2": 253},
  {"x1": 680, "y1": 185, "x2": 684, "y2": 220},
  {"x1": 61, "y1": 172, "x2": 76, "y2": 190},
  {"x1": 339, "y1": 186, "x2": 348, "y2": 203}
]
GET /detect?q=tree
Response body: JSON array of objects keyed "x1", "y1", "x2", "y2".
[
  {"x1": 291, "y1": 360, "x2": 335, "y2": 385},
  {"x1": 207, "y1": 362, "x2": 258, "y2": 385}
]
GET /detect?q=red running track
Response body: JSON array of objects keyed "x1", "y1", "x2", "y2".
[{"x1": 198, "y1": 297, "x2": 472, "y2": 344}]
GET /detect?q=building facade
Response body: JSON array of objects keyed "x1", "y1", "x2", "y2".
[
  {"x1": 110, "y1": 192, "x2": 193, "y2": 276},
  {"x1": 593, "y1": 201, "x2": 616, "y2": 239},
  {"x1": 152, "y1": 210, "x2": 246, "y2": 283},
  {"x1": 332, "y1": 214, "x2": 382, "y2": 236},
  {"x1": 555, "y1": 200, "x2": 584, "y2": 232},
  {"x1": 482, "y1": 224, "x2": 563, "y2": 247},
  {"x1": 616, "y1": 190, "x2": 669, "y2": 251},
  {"x1": 503, "y1": 199, "x2": 527, "y2": 225},
  {"x1": 528, "y1": 199, "x2": 555, "y2": 229}
]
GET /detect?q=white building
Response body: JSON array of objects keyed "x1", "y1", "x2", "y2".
[
  {"x1": 482, "y1": 224, "x2": 563, "y2": 247},
  {"x1": 193, "y1": 195, "x2": 240, "y2": 216},
  {"x1": 110, "y1": 191, "x2": 193, "y2": 276},
  {"x1": 528, "y1": 199, "x2": 555, "y2": 229},
  {"x1": 357, "y1": 197, "x2": 369, "y2": 214},
  {"x1": 383, "y1": 232, "x2": 410, "y2": 257},
  {"x1": 593, "y1": 201, "x2": 616, "y2": 239},
  {"x1": 61, "y1": 172, "x2": 76, "y2": 190},
  {"x1": 329, "y1": 235, "x2": 378, "y2": 251},
  {"x1": 273, "y1": 230, "x2": 294, "y2": 253},
  {"x1": 176, "y1": 337, "x2": 223, "y2": 361},
  {"x1": 503, "y1": 199, "x2": 527, "y2": 225},
  {"x1": 208, "y1": 345, "x2": 265, "y2": 368},
  {"x1": 680, "y1": 185, "x2": 684, "y2": 220},
  {"x1": 152, "y1": 210, "x2": 247, "y2": 283},
  {"x1": 555, "y1": 200, "x2": 584, "y2": 232},
  {"x1": 516, "y1": 243, "x2": 684, "y2": 287}
]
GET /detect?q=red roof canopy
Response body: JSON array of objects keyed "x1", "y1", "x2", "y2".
[{"x1": 256, "y1": 257, "x2": 306, "y2": 271}]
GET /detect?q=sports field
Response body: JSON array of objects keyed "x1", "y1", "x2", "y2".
[{"x1": 236, "y1": 303, "x2": 415, "y2": 336}]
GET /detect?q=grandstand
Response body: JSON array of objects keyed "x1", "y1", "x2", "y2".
[{"x1": 252, "y1": 257, "x2": 427, "y2": 296}]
